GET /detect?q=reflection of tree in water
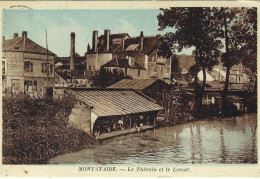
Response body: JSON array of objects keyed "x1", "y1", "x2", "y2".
[
  {"x1": 219, "y1": 126, "x2": 226, "y2": 163},
  {"x1": 50, "y1": 114, "x2": 257, "y2": 164},
  {"x1": 196, "y1": 124, "x2": 203, "y2": 163},
  {"x1": 189, "y1": 125, "x2": 195, "y2": 163}
]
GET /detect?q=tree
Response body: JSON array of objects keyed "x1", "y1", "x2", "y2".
[
  {"x1": 92, "y1": 68, "x2": 131, "y2": 88},
  {"x1": 171, "y1": 55, "x2": 182, "y2": 80},
  {"x1": 238, "y1": 8, "x2": 257, "y2": 93},
  {"x1": 235, "y1": 8, "x2": 257, "y2": 112},
  {"x1": 158, "y1": 7, "x2": 223, "y2": 118},
  {"x1": 215, "y1": 8, "x2": 257, "y2": 114}
]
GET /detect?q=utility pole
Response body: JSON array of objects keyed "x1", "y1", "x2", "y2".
[{"x1": 46, "y1": 30, "x2": 49, "y2": 90}]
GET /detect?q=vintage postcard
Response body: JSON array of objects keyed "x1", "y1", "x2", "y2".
[{"x1": 0, "y1": 1, "x2": 259, "y2": 177}]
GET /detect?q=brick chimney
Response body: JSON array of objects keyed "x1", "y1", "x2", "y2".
[
  {"x1": 122, "y1": 37, "x2": 125, "y2": 52},
  {"x1": 22, "y1": 31, "x2": 27, "y2": 38},
  {"x1": 87, "y1": 43, "x2": 90, "y2": 52},
  {"x1": 70, "y1": 32, "x2": 75, "y2": 71},
  {"x1": 13, "y1": 33, "x2": 18, "y2": 39},
  {"x1": 139, "y1": 31, "x2": 144, "y2": 52},
  {"x1": 92, "y1": 30, "x2": 98, "y2": 53},
  {"x1": 104, "y1": 29, "x2": 110, "y2": 52}
]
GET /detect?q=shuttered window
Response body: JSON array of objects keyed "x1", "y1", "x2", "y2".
[{"x1": 24, "y1": 61, "x2": 33, "y2": 72}]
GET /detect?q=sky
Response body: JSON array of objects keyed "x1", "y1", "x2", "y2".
[{"x1": 3, "y1": 9, "x2": 194, "y2": 57}]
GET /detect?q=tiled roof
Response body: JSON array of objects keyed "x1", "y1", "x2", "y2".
[
  {"x1": 125, "y1": 36, "x2": 158, "y2": 55},
  {"x1": 102, "y1": 58, "x2": 145, "y2": 69},
  {"x1": 125, "y1": 44, "x2": 139, "y2": 51},
  {"x1": 226, "y1": 95, "x2": 244, "y2": 103},
  {"x1": 67, "y1": 89, "x2": 163, "y2": 117},
  {"x1": 56, "y1": 64, "x2": 86, "y2": 70},
  {"x1": 108, "y1": 79, "x2": 164, "y2": 91},
  {"x1": 206, "y1": 82, "x2": 247, "y2": 91},
  {"x1": 56, "y1": 68, "x2": 86, "y2": 80},
  {"x1": 56, "y1": 56, "x2": 85, "y2": 64},
  {"x1": 99, "y1": 33, "x2": 130, "y2": 40},
  {"x1": 2, "y1": 37, "x2": 56, "y2": 56}
]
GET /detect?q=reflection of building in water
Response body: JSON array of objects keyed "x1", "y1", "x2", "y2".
[
  {"x1": 2, "y1": 31, "x2": 56, "y2": 96},
  {"x1": 67, "y1": 88, "x2": 163, "y2": 140}
]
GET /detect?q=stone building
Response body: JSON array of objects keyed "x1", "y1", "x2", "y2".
[
  {"x1": 85, "y1": 30, "x2": 171, "y2": 80},
  {"x1": 2, "y1": 31, "x2": 56, "y2": 96}
]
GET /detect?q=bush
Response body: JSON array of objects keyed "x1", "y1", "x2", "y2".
[{"x1": 3, "y1": 95, "x2": 97, "y2": 164}]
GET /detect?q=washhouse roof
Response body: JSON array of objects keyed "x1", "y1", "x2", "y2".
[{"x1": 67, "y1": 89, "x2": 163, "y2": 117}]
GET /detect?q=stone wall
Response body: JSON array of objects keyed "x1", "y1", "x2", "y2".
[{"x1": 68, "y1": 102, "x2": 91, "y2": 134}]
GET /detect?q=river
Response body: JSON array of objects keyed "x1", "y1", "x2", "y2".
[{"x1": 49, "y1": 113, "x2": 257, "y2": 164}]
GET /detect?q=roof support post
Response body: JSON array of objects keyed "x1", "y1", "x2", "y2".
[
  {"x1": 130, "y1": 116, "x2": 132, "y2": 130},
  {"x1": 91, "y1": 112, "x2": 98, "y2": 136}
]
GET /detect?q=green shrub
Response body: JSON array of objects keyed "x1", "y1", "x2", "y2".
[{"x1": 3, "y1": 95, "x2": 97, "y2": 164}]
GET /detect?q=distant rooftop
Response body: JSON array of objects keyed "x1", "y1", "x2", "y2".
[
  {"x1": 108, "y1": 79, "x2": 168, "y2": 91},
  {"x1": 102, "y1": 58, "x2": 145, "y2": 70}
]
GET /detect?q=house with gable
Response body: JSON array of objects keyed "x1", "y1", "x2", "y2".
[{"x1": 2, "y1": 31, "x2": 56, "y2": 96}]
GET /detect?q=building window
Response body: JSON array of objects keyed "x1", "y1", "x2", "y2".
[
  {"x1": 11, "y1": 79, "x2": 20, "y2": 92},
  {"x1": 163, "y1": 66, "x2": 166, "y2": 73},
  {"x1": 208, "y1": 94, "x2": 214, "y2": 104},
  {"x1": 138, "y1": 69, "x2": 141, "y2": 77},
  {"x1": 24, "y1": 61, "x2": 33, "y2": 72},
  {"x1": 24, "y1": 80, "x2": 37, "y2": 91},
  {"x1": 42, "y1": 63, "x2": 53, "y2": 73},
  {"x1": 89, "y1": 65, "x2": 92, "y2": 71},
  {"x1": 93, "y1": 66, "x2": 95, "y2": 71}
]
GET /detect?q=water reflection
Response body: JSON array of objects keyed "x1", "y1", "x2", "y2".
[{"x1": 49, "y1": 113, "x2": 257, "y2": 164}]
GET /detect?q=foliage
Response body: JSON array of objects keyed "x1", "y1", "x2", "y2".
[
  {"x1": 3, "y1": 95, "x2": 97, "y2": 164},
  {"x1": 158, "y1": 7, "x2": 223, "y2": 118},
  {"x1": 170, "y1": 55, "x2": 182, "y2": 80},
  {"x1": 214, "y1": 7, "x2": 257, "y2": 113},
  {"x1": 91, "y1": 68, "x2": 132, "y2": 88},
  {"x1": 163, "y1": 87, "x2": 190, "y2": 124}
]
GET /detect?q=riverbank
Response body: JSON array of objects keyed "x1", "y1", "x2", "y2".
[
  {"x1": 49, "y1": 113, "x2": 257, "y2": 164},
  {"x1": 157, "y1": 110, "x2": 251, "y2": 127},
  {"x1": 2, "y1": 95, "x2": 98, "y2": 164}
]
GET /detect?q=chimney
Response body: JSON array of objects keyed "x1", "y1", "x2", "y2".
[
  {"x1": 92, "y1": 30, "x2": 98, "y2": 53},
  {"x1": 104, "y1": 29, "x2": 110, "y2": 52},
  {"x1": 121, "y1": 37, "x2": 125, "y2": 52},
  {"x1": 22, "y1": 31, "x2": 27, "y2": 38},
  {"x1": 139, "y1": 31, "x2": 144, "y2": 52},
  {"x1": 13, "y1": 33, "x2": 18, "y2": 39},
  {"x1": 2, "y1": 36, "x2": 5, "y2": 42},
  {"x1": 128, "y1": 56, "x2": 132, "y2": 67},
  {"x1": 70, "y1": 32, "x2": 75, "y2": 71},
  {"x1": 87, "y1": 43, "x2": 90, "y2": 52}
]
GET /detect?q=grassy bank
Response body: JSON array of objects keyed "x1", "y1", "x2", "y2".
[{"x1": 3, "y1": 95, "x2": 97, "y2": 164}]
